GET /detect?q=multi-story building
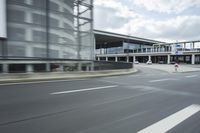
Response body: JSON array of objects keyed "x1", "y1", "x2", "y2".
[
  {"x1": 0, "y1": 0, "x2": 94, "y2": 73},
  {"x1": 95, "y1": 30, "x2": 200, "y2": 64}
]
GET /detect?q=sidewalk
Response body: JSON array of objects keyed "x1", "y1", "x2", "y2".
[
  {"x1": 136, "y1": 64, "x2": 200, "y2": 73},
  {"x1": 0, "y1": 68, "x2": 137, "y2": 83}
]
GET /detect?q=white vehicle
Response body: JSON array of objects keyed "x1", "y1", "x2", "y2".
[
  {"x1": 146, "y1": 60, "x2": 152, "y2": 65},
  {"x1": 134, "y1": 60, "x2": 139, "y2": 64}
]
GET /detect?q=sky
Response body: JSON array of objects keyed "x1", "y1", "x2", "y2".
[{"x1": 94, "y1": 0, "x2": 200, "y2": 42}]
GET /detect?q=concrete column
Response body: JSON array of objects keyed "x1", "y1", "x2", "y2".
[
  {"x1": 78, "y1": 63, "x2": 82, "y2": 71},
  {"x1": 26, "y1": 64, "x2": 33, "y2": 73},
  {"x1": 115, "y1": 56, "x2": 118, "y2": 62},
  {"x1": 97, "y1": 57, "x2": 100, "y2": 61},
  {"x1": 46, "y1": 63, "x2": 51, "y2": 72},
  {"x1": 126, "y1": 56, "x2": 129, "y2": 62},
  {"x1": 148, "y1": 55, "x2": 151, "y2": 61},
  {"x1": 132, "y1": 56, "x2": 135, "y2": 68},
  {"x1": 86, "y1": 65, "x2": 90, "y2": 71},
  {"x1": 133, "y1": 56, "x2": 136, "y2": 62},
  {"x1": 59, "y1": 64, "x2": 64, "y2": 71},
  {"x1": 2, "y1": 64, "x2": 8, "y2": 73},
  {"x1": 167, "y1": 55, "x2": 170, "y2": 64},
  {"x1": 192, "y1": 54, "x2": 195, "y2": 64},
  {"x1": 105, "y1": 57, "x2": 108, "y2": 61},
  {"x1": 90, "y1": 62, "x2": 94, "y2": 71}
]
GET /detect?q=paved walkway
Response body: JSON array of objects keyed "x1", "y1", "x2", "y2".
[
  {"x1": 0, "y1": 69, "x2": 137, "y2": 83},
  {"x1": 136, "y1": 64, "x2": 200, "y2": 73}
]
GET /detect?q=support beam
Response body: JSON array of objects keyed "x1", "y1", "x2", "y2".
[
  {"x1": 26, "y1": 64, "x2": 33, "y2": 73},
  {"x1": 59, "y1": 64, "x2": 64, "y2": 71},
  {"x1": 167, "y1": 55, "x2": 170, "y2": 64},
  {"x1": 2, "y1": 64, "x2": 8, "y2": 73},
  {"x1": 148, "y1": 55, "x2": 151, "y2": 61},
  {"x1": 192, "y1": 54, "x2": 195, "y2": 65},
  {"x1": 133, "y1": 56, "x2": 136, "y2": 62},
  {"x1": 105, "y1": 56, "x2": 108, "y2": 61},
  {"x1": 126, "y1": 56, "x2": 129, "y2": 62},
  {"x1": 90, "y1": 62, "x2": 94, "y2": 71},
  {"x1": 46, "y1": 63, "x2": 51, "y2": 72},
  {"x1": 78, "y1": 63, "x2": 82, "y2": 71},
  {"x1": 115, "y1": 56, "x2": 118, "y2": 62}
]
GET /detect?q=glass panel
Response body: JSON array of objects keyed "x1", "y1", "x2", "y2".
[{"x1": 7, "y1": 9, "x2": 25, "y2": 22}]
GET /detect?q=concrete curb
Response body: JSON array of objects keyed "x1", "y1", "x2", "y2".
[{"x1": 0, "y1": 68, "x2": 138, "y2": 84}]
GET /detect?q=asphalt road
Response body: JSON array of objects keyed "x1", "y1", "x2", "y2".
[{"x1": 0, "y1": 67, "x2": 200, "y2": 133}]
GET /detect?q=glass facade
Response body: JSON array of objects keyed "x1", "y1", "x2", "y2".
[{"x1": 4, "y1": 0, "x2": 94, "y2": 60}]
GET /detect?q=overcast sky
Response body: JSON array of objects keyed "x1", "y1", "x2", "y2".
[{"x1": 94, "y1": 0, "x2": 200, "y2": 42}]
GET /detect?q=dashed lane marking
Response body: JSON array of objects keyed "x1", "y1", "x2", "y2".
[
  {"x1": 149, "y1": 78, "x2": 178, "y2": 83},
  {"x1": 50, "y1": 85, "x2": 118, "y2": 95}
]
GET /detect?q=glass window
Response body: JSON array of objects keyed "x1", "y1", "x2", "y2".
[
  {"x1": 33, "y1": 47, "x2": 46, "y2": 57},
  {"x1": 32, "y1": 0, "x2": 46, "y2": 8},
  {"x1": 7, "y1": 0, "x2": 26, "y2": 4},
  {"x1": 49, "y1": 49, "x2": 59, "y2": 58},
  {"x1": 32, "y1": 13, "x2": 46, "y2": 26},
  {"x1": 49, "y1": 17, "x2": 59, "y2": 28},
  {"x1": 49, "y1": 33, "x2": 59, "y2": 43},
  {"x1": 7, "y1": 9, "x2": 25, "y2": 22},
  {"x1": 7, "y1": 45, "x2": 26, "y2": 56},
  {"x1": 33, "y1": 30, "x2": 46, "y2": 42},
  {"x1": 49, "y1": 1, "x2": 59, "y2": 11},
  {"x1": 8, "y1": 27, "x2": 25, "y2": 41}
]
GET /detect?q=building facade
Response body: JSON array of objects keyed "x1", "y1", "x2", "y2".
[
  {"x1": 95, "y1": 30, "x2": 200, "y2": 64},
  {"x1": 0, "y1": 0, "x2": 94, "y2": 73}
]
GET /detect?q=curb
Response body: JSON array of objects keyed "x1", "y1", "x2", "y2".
[{"x1": 0, "y1": 68, "x2": 138, "y2": 84}]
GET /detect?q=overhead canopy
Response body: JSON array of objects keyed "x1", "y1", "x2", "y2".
[{"x1": 94, "y1": 30, "x2": 162, "y2": 49}]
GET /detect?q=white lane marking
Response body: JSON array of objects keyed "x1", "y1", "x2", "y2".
[
  {"x1": 149, "y1": 78, "x2": 178, "y2": 83},
  {"x1": 137, "y1": 104, "x2": 200, "y2": 133},
  {"x1": 50, "y1": 85, "x2": 118, "y2": 95},
  {"x1": 185, "y1": 75, "x2": 198, "y2": 78},
  {"x1": 0, "y1": 79, "x2": 86, "y2": 86}
]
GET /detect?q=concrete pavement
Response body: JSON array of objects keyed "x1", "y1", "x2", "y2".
[
  {"x1": 135, "y1": 64, "x2": 200, "y2": 73},
  {"x1": 0, "y1": 67, "x2": 200, "y2": 133}
]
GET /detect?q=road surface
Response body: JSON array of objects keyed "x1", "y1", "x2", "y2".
[{"x1": 0, "y1": 67, "x2": 200, "y2": 133}]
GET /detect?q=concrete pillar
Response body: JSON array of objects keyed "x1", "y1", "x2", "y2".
[
  {"x1": 86, "y1": 65, "x2": 90, "y2": 71},
  {"x1": 167, "y1": 55, "x2": 170, "y2": 64},
  {"x1": 59, "y1": 64, "x2": 64, "y2": 71},
  {"x1": 78, "y1": 63, "x2": 82, "y2": 71},
  {"x1": 90, "y1": 62, "x2": 94, "y2": 71},
  {"x1": 2, "y1": 64, "x2": 8, "y2": 73},
  {"x1": 192, "y1": 54, "x2": 195, "y2": 64},
  {"x1": 126, "y1": 56, "x2": 129, "y2": 62},
  {"x1": 132, "y1": 56, "x2": 135, "y2": 68},
  {"x1": 133, "y1": 56, "x2": 136, "y2": 62},
  {"x1": 97, "y1": 57, "x2": 100, "y2": 61},
  {"x1": 105, "y1": 57, "x2": 108, "y2": 61},
  {"x1": 115, "y1": 56, "x2": 118, "y2": 62},
  {"x1": 46, "y1": 63, "x2": 51, "y2": 72},
  {"x1": 148, "y1": 55, "x2": 151, "y2": 61},
  {"x1": 26, "y1": 64, "x2": 33, "y2": 73}
]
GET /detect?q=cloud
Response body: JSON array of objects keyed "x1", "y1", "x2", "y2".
[
  {"x1": 134, "y1": 0, "x2": 200, "y2": 14},
  {"x1": 94, "y1": 0, "x2": 140, "y2": 29},
  {"x1": 105, "y1": 15, "x2": 200, "y2": 42},
  {"x1": 94, "y1": 0, "x2": 200, "y2": 42}
]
